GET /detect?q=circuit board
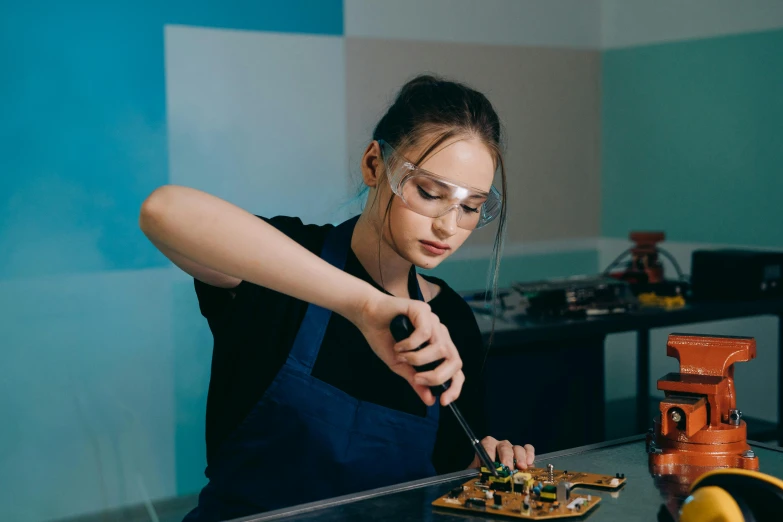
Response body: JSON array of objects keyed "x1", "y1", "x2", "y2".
[{"x1": 432, "y1": 464, "x2": 626, "y2": 520}]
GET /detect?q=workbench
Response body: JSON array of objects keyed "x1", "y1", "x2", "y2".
[
  {"x1": 470, "y1": 296, "x2": 783, "y2": 445},
  {"x1": 227, "y1": 435, "x2": 783, "y2": 521}
]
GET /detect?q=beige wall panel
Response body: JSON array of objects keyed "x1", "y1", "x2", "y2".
[{"x1": 345, "y1": 38, "x2": 602, "y2": 247}]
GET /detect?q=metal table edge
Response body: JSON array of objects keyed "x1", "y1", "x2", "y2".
[{"x1": 228, "y1": 435, "x2": 654, "y2": 522}]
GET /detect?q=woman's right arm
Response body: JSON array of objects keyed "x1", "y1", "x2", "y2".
[
  {"x1": 138, "y1": 185, "x2": 465, "y2": 406},
  {"x1": 140, "y1": 185, "x2": 372, "y2": 313}
]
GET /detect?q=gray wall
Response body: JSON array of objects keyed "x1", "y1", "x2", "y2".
[{"x1": 346, "y1": 38, "x2": 602, "y2": 249}]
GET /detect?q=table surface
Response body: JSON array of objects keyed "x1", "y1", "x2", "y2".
[{"x1": 233, "y1": 436, "x2": 783, "y2": 522}]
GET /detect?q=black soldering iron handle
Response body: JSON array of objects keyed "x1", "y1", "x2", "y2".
[
  {"x1": 390, "y1": 314, "x2": 498, "y2": 477},
  {"x1": 389, "y1": 315, "x2": 450, "y2": 396}
]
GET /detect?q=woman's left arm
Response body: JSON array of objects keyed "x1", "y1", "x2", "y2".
[{"x1": 468, "y1": 437, "x2": 536, "y2": 471}]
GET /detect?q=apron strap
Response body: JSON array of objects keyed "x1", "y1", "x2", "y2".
[
  {"x1": 287, "y1": 216, "x2": 358, "y2": 372},
  {"x1": 405, "y1": 256, "x2": 439, "y2": 422},
  {"x1": 286, "y1": 212, "x2": 431, "y2": 425}
]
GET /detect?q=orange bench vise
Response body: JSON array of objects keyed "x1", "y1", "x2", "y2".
[{"x1": 646, "y1": 333, "x2": 758, "y2": 472}]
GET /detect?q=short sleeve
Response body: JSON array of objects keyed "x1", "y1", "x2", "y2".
[{"x1": 193, "y1": 215, "x2": 330, "y2": 325}]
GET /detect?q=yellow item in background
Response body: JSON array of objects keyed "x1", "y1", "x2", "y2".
[
  {"x1": 637, "y1": 292, "x2": 685, "y2": 309},
  {"x1": 680, "y1": 486, "x2": 743, "y2": 522}
]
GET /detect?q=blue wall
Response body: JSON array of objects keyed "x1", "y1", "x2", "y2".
[
  {"x1": 602, "y1": 29, "x2": 783, "y2": 246},
  {"x1": 0, "y1": 1, "x2": 342, "y2": 279},
  {"x1": 0, "y1": 3, "x2": 342, "y2": 521}
]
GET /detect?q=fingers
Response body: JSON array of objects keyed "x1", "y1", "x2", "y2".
[
  {"x1": 387, "y1": 300, "x2": 463, "y2": 404},
  {"x1": 524, "y1": 444, "x2": 536, "y2": 466},
  {"x1": 393, "y1": 327, "x2": 431, "y2": 353},
  {"x1": 513, "y1": 445, "x2": 530, "y2": 470},
  {"x1": 397, "y1": 324, "x2": 462, "y2": 387},
  {"x1": 413, "y1": 355, "x2": 462, "y2": 388},
  {"x1": 480, "y1": 437, "x2": 536, "y2": 471},
  {"x1": 496, "y1": 440, "x2": 515, "y2": 470},
  {"x1": 389, "y1": 360, "x2": 436, "y2": 406},
  {"x1": 394, "y1": 302, "x2": 433, "y2": 352},
  {"x1": 396, "y1": 342, "x2": 444, "y2": 365},
  {"x1": 440, "y1": 370, "x2": 464, "y2": 406},
  {"x1": 411, "y1": 382, "x2": 436, "y2": 406},
  {"x1": 396, "y1": 323, "x2": 455, "y2": 363},
  {"x1": 480, "y1": 436, "x2": 499, "y2": 463}
]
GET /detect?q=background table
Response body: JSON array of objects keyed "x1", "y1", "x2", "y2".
[{"x1": 470, "y1": 295, "x2": 783, "y2": 445}]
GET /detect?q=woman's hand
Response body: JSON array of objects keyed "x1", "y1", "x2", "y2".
[
  {"x1": 468, "y1": 437, "x2": 536, "y2": 471},
  {"x1": 350, "y1": 290, "x2": 465, "y2": 407}
]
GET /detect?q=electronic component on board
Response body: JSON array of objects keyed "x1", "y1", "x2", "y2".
[
  {"x1": 539, "y1": 484, "x2": 557, "y2": 502},
  {"x1": 447, "y1": 486, "x2": 464, "y2": 498},
  {"x1": 464, "y1": 497, "x2": 486, "y2": 508}
]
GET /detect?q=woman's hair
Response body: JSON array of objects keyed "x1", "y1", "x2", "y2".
[{"x1": 368, "y1": 74, "x2": 508, "y2": 369}]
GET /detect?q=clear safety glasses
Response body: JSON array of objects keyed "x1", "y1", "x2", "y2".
[{"x1": 378, "y1": 140, "x2": 502, "y2": 230}]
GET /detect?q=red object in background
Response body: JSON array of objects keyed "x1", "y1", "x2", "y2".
[{"x1": 611, "y1": 231, "x2": 666, "y2": 284}]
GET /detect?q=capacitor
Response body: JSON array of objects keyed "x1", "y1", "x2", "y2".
[{"x1": 557, "y1": 482, "x2": 570, "y2": 502}]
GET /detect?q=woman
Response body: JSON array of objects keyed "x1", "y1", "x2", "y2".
[{"x1": 140, "y1": 75, "x2": 534, "y2": 521}]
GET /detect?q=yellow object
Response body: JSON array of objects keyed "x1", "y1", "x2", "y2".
[
  {"x1": 679, "y1": 486, "x2": 743, "y2": 522},
  {"x1": 489, "y1": 475, "x2": 512, "y2": 485},
  {"x1": 513, "y1": 472, "x2": 534, "y2": 493},
  {"x1": 540, "y1": 485, "x2": 557, "y2": 501},
  {"x1": 680, "y1": 468, "x2": 783, "y2": 522},
  {"x1": 638, "y1": 292, "x2": 685, "y2": 309},
  {"x1": 481, "y1": 464, "x2": 507, "y2": 476},
  {"x1": 689, "y1": 467, "x2": 783, "y2": 490}
]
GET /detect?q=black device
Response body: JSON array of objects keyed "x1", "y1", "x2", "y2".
[
  {"x1": 512, "y1": 276, "x2": 637, "y2": 318},
  {"x1": 390, "y1": 315, "x2": 498, "y2": 477},
  {"x1": 691, "y1": 249, "x2": 783, "y2": 300}
]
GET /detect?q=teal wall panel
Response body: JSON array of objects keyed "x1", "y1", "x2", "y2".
[{"x1": 602, "y1": 29, "x2": 783, "y2": 246}]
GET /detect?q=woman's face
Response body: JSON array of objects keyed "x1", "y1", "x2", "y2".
[{"x1": 363, "y1": 135, "x2": 496, "y2": 270}]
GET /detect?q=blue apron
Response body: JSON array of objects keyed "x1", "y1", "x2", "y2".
[{"x1": 184, "y1": 216, "x2": 440, "y2": 521}]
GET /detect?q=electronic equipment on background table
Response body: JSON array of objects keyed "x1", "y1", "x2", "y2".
[
  {"x1": 691, "y1": 249, "x2": 783, "y2": 300},
  {"x1": 511, "y1": 276, "x2": 638, "y2": 318}
]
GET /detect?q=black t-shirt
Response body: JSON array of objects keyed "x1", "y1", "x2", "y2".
[{"x1": 194, "y1": 216, "x2": 487, "y2": 475}]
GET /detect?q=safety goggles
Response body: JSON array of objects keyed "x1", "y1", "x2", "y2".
[{"x1": 378, "y1": 140, "x2": 502, "y2": 230}]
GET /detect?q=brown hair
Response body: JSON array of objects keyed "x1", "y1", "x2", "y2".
[{"x1": 369, "y1": 74, "x2": 508, "y2": 366}]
